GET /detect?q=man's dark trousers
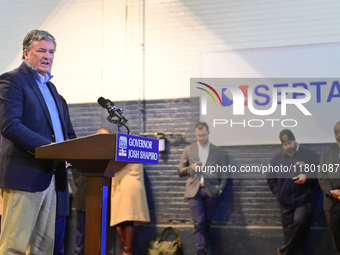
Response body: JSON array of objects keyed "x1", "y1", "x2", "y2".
[
  {"x1": 325, "y1": 211, "x2": 340, "y2": 254},
  {"x1": 188, "y1": 187, "x2": 219, "y2": 255},
  {"x1": 279, "y1": 203, "x2": 314, "y2": 255}
]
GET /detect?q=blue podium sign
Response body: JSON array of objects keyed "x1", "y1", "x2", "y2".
[{"x1": 115, "y1": 133, "x2": 159, "y2": 164}]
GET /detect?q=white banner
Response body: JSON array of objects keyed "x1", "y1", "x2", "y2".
[{"x1": 198, "y1": 43, "x2": 340, "y2": 145}]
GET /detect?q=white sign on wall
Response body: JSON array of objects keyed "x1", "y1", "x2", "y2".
[{"x1": 199, "y1": 43, "x2": 340, "y2": 145}]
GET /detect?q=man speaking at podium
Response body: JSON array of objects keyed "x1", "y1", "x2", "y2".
[{"x1": 0, "y1": 29, "x2": 76, "y2": 254}]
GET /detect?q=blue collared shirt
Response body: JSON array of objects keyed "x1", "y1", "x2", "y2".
[{"x1": 24, "y1": 60, "x2": 64, "y2": 143}]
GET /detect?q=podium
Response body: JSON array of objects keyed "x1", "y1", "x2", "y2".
[{"x1": 35, "y1": 133, "x2": 155, "y2": 255}]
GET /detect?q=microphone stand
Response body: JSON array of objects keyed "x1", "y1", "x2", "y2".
[
  {"x1": 98, "y1": 97, "x2": 131, "y2": 134},
  {"x1": 106, "y1": 115, "x2": 131, "y2": 134}
]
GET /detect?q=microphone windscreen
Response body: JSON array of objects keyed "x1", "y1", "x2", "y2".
[{"x1": 97, "y1": 97, "x2": 106, "y2": 108}]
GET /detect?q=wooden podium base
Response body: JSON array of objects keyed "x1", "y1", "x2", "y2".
[{"x1": 84, "y1": 176, "x2": 111, "y2": 255}]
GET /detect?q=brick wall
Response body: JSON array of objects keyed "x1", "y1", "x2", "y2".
[{"x1": 67, "y1": 99, "x2": 334, "y2": 255}]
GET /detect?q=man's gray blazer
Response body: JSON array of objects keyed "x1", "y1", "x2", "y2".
[
  {"x1": 318, "y1": 143, "x2": 340, "y2": 211},
  {"x1": 178, "y1": 142, "x2": 228, "y2": 198}
]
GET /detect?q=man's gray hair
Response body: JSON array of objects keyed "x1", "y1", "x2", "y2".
[{"x1": 22, "y1": 29, "x2": 56, "y2": 59}]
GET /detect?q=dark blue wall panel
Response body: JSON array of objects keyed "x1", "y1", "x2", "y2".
[{"x1": 66, "y1": 98, "x2": 334, "y2": 255}]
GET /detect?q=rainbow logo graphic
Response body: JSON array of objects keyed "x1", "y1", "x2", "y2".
[{"x1": 196, "y1": 82, "x2": 222, "y2": 106}]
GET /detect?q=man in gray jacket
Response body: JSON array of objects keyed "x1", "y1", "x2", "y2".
[
  {"x1": 178, "y1": 122, "x2": 227, "y2": 255},
  {"x1": 318, "y1": 121, "x2": 340, "y2": 255}
]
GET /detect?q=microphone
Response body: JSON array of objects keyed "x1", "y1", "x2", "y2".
[
  {"x1": 105, "y1": 99, "x2": 129, "y2": 123},
  {"x1": 97, "y1": 97, "x2": 128, "y2": 123},
  {"x1": 97, "y1": 97, "x2": 122, "y2": 118}
]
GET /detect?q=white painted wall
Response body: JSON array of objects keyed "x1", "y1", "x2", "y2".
[{"x1": 1, "y1": 0, "x2": 340, "y2": 103}]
